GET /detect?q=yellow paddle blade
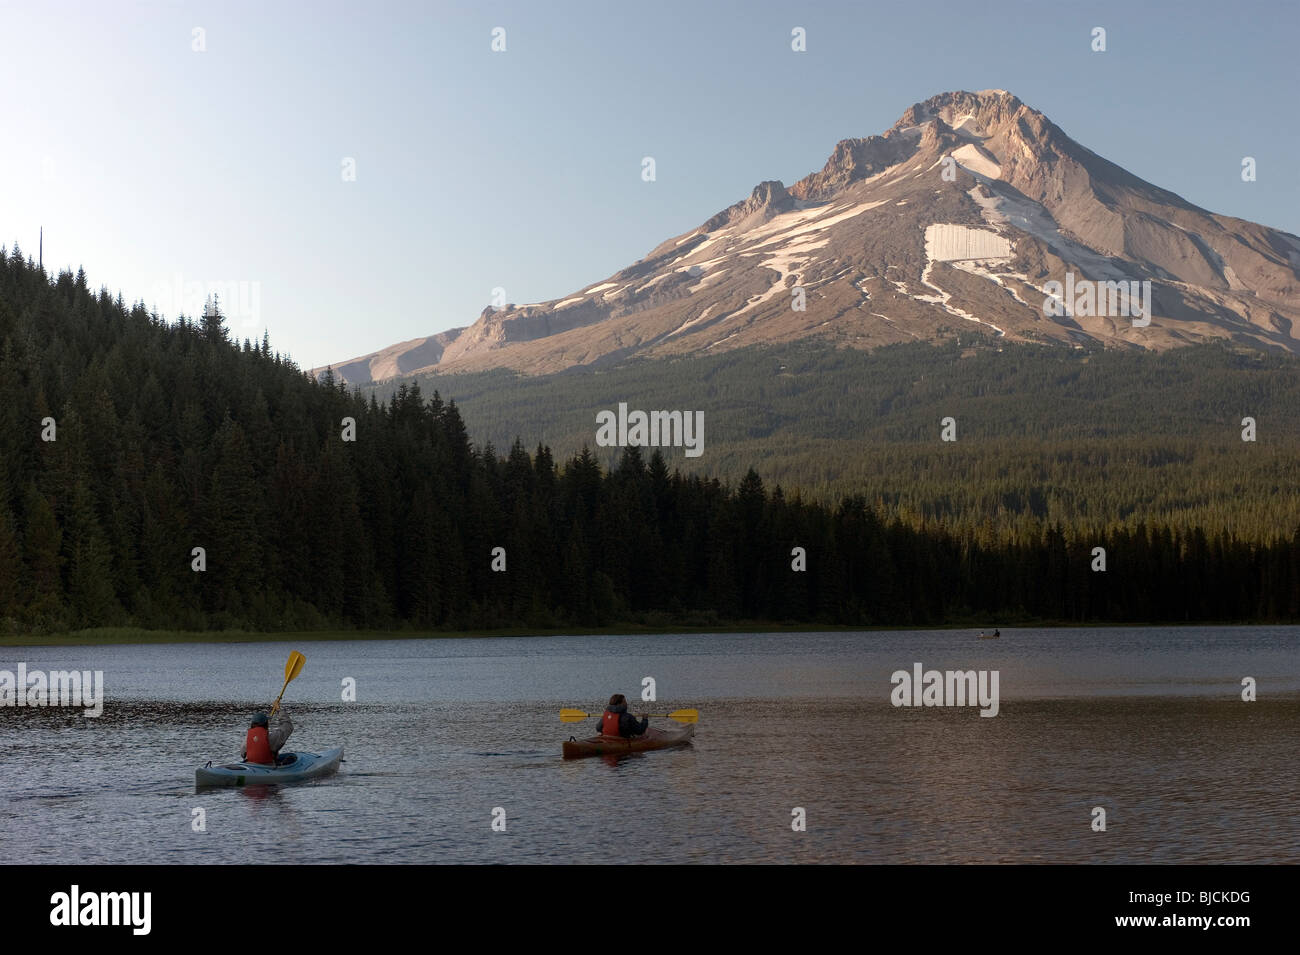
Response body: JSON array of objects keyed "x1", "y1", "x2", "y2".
[
  {"x1": 560, "y1": 708, "x2": 592, "y2": 723},
  {"x1": 666, "y1": 708, "x2": 699, "y2": 724},
  {"x1": 271, "y1": 651, "x2": 306, "y2": 714}
]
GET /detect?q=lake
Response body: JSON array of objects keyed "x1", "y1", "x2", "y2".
[{"x1": 2, "y1": 627, "x2": 1298, "y2": 864}]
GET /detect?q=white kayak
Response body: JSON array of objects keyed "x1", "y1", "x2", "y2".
[{"x1": 195, "y1": 746, "x2": 344, "y2": 787}]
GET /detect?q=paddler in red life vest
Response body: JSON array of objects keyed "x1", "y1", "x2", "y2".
[
  {"x1": 242, "y1": 710, "x2": 294, "y2": 765},
  {"x1": 597, "y1": 694, "x2": 649, "y2": 738}
]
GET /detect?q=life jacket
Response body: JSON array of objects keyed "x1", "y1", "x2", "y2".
[
  {"x1": 601, "y1": 710, "x2": 623, "y2": 737},
  {"x1": 245, "y1": 726, "x2": 274, "y2": 764}
]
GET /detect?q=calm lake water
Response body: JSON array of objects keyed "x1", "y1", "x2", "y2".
[{"x1": 2, "y1": 627, "x2": 1298, "y2": 864}]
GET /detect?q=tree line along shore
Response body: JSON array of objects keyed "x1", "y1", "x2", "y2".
[{"x1": 2, "y1": 248, "x2": 1298, "y2": 635}]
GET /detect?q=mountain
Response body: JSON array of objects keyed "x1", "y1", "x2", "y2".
[
  {"x1": 319, "y1": 90, "x2": 1300, "y2": 382},
  {"x1": 318, "y1": 329, "x2": 464, "y2": 386}
]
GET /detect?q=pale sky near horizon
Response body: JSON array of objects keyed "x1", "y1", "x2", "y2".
[{"x1": 1, "y1": 0, "x2": 1297, "y2": 372}]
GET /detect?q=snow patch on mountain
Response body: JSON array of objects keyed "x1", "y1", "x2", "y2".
[
  {"x1": 918, "y1": 224, "x2": 1009, "y2": 336},
  {"x1": 950, "y1": 261, "x2": 1033, "y2": 307},
  {"x1": 719, "y1": 237, "x2": 832, "y2": 322},
  {"x1": 741, "y1": 204, "x2": 836, "y2": 242},
  {"x1": 951, "y1": 143, "x2": 1001, "y2": 178},
  {"x1": 748, "y1": 199, "x2": 886, "y2": 250},
  {"x1": 637, "y1": 273, "x2": 674, "y2": 293},
  {"x1": 925, "y1": 223, "x2": 1012, "y2": 262},
  {"x1": 950, "y1": 114, "x2": 986, "y2": 139},
  {"x1": 668, "y1": 303, "x2": 719, "y2": 338},
  {"x1": 968, "y1": 186, "x2": 1125, "y2": 279},
  {"x1": 688, "y1": 269, "x2": 728, "y2": 293}
]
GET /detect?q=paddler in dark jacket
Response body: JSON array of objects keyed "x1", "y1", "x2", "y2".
[{"x1": 596, "y1": 694, "x2": 649, "y2": 738}]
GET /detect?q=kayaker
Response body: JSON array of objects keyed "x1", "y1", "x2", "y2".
[
  {"x1": 242, "y1": 709, "x2": 294, "y2": 765},
  {"x1": 596, "y1": 694, "x2": 649, "y2": 738}
]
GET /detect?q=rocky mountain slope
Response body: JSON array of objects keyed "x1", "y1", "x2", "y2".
[{"x1": 318, "y1": 90, "x2": 1300, "y2": 382}]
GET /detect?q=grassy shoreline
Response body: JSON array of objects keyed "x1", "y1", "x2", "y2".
[
  {"x1": 0, "y1": 623, "x2": 873, "y2": 646},
  {"x1": 0, "y1": 619, "x2": 1290, "y2": 647}
]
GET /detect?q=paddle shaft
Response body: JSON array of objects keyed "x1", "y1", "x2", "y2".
[{"x1": 560, "y1": 707, "x2": 697, "y2": 723}]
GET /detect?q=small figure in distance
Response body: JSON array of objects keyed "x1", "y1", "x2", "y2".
[
  {"x1": 242, "y1": 709, "x2": 294, "y2": 765},
  {"x1": 993, "y1": 629, "x2": 1001, "y2": 638},
  {"x1": 596, "y1": 693, "x2": 649, "y2": 739}
]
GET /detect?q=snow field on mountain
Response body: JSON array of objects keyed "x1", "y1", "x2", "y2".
[
  {"x1": 951, "y1": 143, "x2": 1001, "y2": 178},
  {"x1": 967, "y1": 187, "x2": 1125, "y2": 279},
  {"x1": 918, "y1": 224, "x2": 1011, "y2": 336},
  {"x1": 925, "y1": 223, "x2": 1012, "y2": 262}
]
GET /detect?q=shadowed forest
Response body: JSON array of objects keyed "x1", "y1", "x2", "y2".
[{"x1": 2, "y1": 248, "x2": 1298, "y2": 633}]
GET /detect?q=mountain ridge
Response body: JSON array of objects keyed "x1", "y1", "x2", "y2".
[{"x1": 316, "y1": 89, "x2": 1300, "y2": 383}]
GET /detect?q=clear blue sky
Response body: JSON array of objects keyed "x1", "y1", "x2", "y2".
[{"x1": 1, "y1": 0, "x2": 1296, "y2": 371}]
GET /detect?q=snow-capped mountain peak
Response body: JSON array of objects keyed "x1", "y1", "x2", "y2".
[{"x1": 319, "y1": 90, "x2": 1300, "y2": 381}]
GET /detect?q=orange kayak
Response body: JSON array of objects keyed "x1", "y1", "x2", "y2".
[{"x1": 562, "y1": 724, "x2": 695, "y2": 759}]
